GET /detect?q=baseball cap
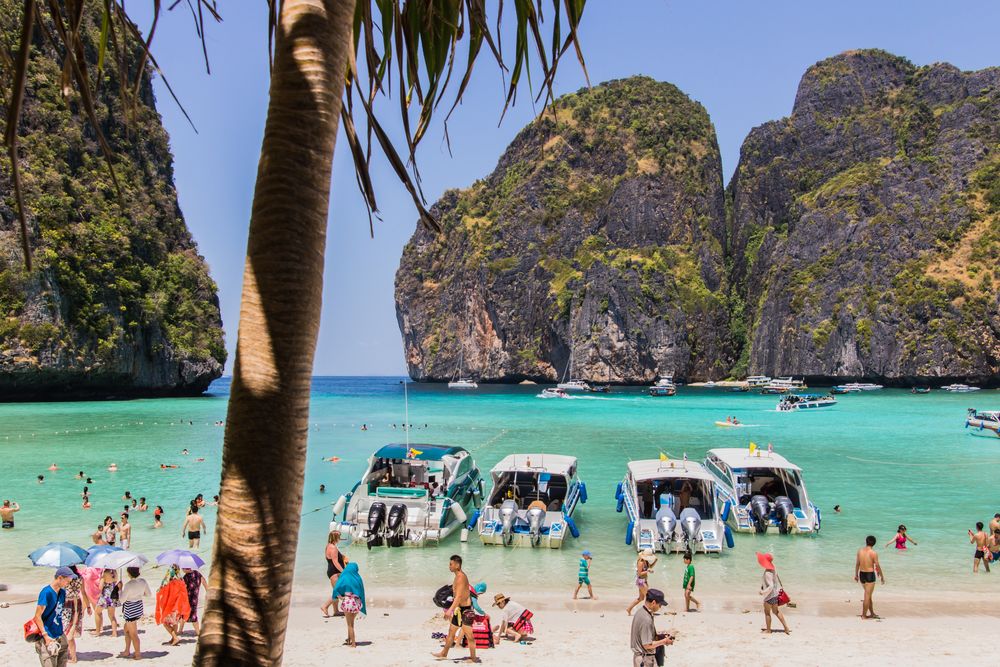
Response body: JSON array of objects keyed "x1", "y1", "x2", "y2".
[
  {"x1": 55, "y1": 566, "x2": 78, "y2": 579},
  {"x1": 581, "y1": 550, "x2": 592, "y2": 557},
  {"x1": 646, "y1": 588, "x2": 666, "y2": 605}
]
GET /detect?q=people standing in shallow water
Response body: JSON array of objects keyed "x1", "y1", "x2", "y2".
[
  {"x1": 855, "y1": 536, "x2": 885, "y2": 619},
  {"x1": 886, "y1": 525, "x2": 916, "y2": 550},
  {"x1": 181, "y1": 505, "x2": 205, "y2": 549},
  {"x1": 969, "y1": 522, "x2": 991, "y2": 573},
  {"x1": 153, "y1": 506, "x2": 163, "y2": 528},
  {"x1": 1, "y1": 499, "x2": 20, "y2": 528}
]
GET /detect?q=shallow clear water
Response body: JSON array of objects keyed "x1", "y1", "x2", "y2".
[{"x1": 2, "y1": 378, "x2": 998, "y2": 596}]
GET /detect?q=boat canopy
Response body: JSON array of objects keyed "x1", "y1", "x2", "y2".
[
  {"x1": 627, "y1": 459, "x2": 717, "y2": 483},
  {"x1": 706, "y1": 448, "x2": 802, "y2": 472},
  {"x1": 490, "y1": 454, "x2": 577, "y2": 477},
  {"x1": 373, "y1": 444, "x2": 466, "y2": 461}
]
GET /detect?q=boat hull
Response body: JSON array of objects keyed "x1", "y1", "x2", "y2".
[{"x1": 966, "y1": 420, "x2": 1000, "y2": 438}]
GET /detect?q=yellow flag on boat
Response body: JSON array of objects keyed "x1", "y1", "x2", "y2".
[
  {"x1": 749, "y1": 442, "x2": 757, "y2": 455},
  {"x1": 407, "y1": 447, "x2": 423, "y2": 458},
  {"x1": 659, "y1": 451, "x2": 669, "y2": 462}
]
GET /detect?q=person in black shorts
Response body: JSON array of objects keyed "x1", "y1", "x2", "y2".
[
  {"x1": 854, "y1": 535, "x2": 885, "y2": 619},
  {"x1": 432, "y1": 555, "x2": 477, "y2": 661},
  {"x1": 181, "y1": 505, "x2": 206, "y2": 549}
]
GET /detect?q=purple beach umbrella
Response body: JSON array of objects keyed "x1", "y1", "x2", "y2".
[{"x1": 156, "y1": 549, "x2": 205, "y2": 569}]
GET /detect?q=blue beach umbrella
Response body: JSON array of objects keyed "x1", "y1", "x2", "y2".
[
  {"x1": 156, "y1": 550, "x2": 205, "y2": 569},
  {"x1": 28, "y1": 542, "x2": 88, "y2": 568},
  {"x1": 85, "y1": 545, "x2": 123, "y2": 562}
]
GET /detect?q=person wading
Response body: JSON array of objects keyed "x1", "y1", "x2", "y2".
[{"x1": 855, "y1": 536, "x2": 885, "y2": 619}]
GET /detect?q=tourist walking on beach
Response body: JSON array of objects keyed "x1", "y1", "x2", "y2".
[
  {"x1": 431, "y1": 554, "x2": 477, "y2": 662},
  {"x1": 682, "y1": 552, "x2": 700, "y2": 612},
  {"x1": 33, "y1": 566, "x2": 75, "y2": 667},
  {"x1": 321, "y1": 530, "x2": 348, "y2": 617},
  {"x1": 885, "y1": 524, "x2": 916, "y2": 550},
  {"x1": 62, "y1": 564, "x2": 90, "y2": 662},
  {"x1": 855, "y1": 536, "x2": 885, "y2": 619},
  {"x1": 492, "y1": 593, "x2": 534, "y2": 643},
  {"x1": 178, "y1": 567, "x2": 208, "y2": 636},
  {"x1": 154, "y1": 566, "x2": 190, "y2": 646},
  {"x1": 96, "y1": 569, "x2": 121, "y2": 637},
  {"x1": 331, "y1": 562, "x2": 366, "y2": 648},
  {"x1": 120, "y1": 566, "x2": 151, "y2": 659},
  {"x1": 1, "y1": 499, "x2": 20, "y2": 528},
  {"x1": 181, "y1": 505, "x2": 205, "y2": 549},
  {"x1": 626, "y1": 549, "x2": 656, "y2": 615},
  {"x1": 969, "y1": 522, "x2": 991, "y2": 573},
  {"x1": 573, "y1": 550, "x2": 596, "y2": 599},
  {"x1": 757, "y1": 552, "x2": 790, "y2": 634},
  {"x1": 629, "y1": 588, "x2": 673, "y2": 667}
]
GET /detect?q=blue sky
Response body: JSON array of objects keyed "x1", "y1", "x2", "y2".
[{"x1": 132, "y1": 1, "x2": 1000, "y2": 375}]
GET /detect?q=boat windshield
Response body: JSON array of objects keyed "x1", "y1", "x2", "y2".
[
  {"x1": 365, "y1": 457, "x2": 444, "y2": 494},
  {"x1": 733, "y1": 468, "x2": 802, "y2": 507},
  {"x1": 487, "y1": 471, "x2": 568, "y2": 511},
  {"x1": 635, "y1": 478, "x2": 715, "y2": 520}
]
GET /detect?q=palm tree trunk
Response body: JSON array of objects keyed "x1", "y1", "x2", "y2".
[{"x1": 194, "y1": 0, "x2": 356, "y2": 663}]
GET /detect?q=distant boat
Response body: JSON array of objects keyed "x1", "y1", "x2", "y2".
[
  {"x1": 556, "y1": 346, "x2": 590, "y2": 392},
  {"x1": 538, "y1": 387, "x2": 569, "y2": 399},
  {"x1": 965, "y1": 408, "x2": 1000, "y2": 439},
  {"x1": 776, "y1": 394, "x2": 836, "y2": 411},
  {"x1": 761, "y1": 377, "x2": 807, "y2": 394},
  {"x1": 910, "y1": 386, "x2": 931, "y2": 394},
  {"x1": 648, "y1": 385, "x2": 676, "y2": 397},
  {"x1": 728, "y1": 385, "x2": 750, "y2": 393},
  {"x1": 447, "y1": 349, "x2": 478, "y2": 389},
  {"x1": 842, "y1": 382, "x2": 883, "y2": 391},
  {"x1": 943, "y1": 384, "x2": 981, "y2": 392},
  {"x1": 745, "y1": 375, "x2": 771, "y2": 387}
]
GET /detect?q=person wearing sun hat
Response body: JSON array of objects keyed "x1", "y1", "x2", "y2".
[
  {"x1": 491, "y1": 592, "x2": 534, "y2": 643},
  {"x1": 627, "y1": 549, "x2": 657, "y2": 615},
  {"x1": 574, "y1": 550, "x2": 597, "y2": 600},
  {"x1": 757, "y1": 552, "x2": 790, "y2": 634}
]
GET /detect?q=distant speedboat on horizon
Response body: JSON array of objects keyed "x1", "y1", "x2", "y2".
[
  {"x1": 943, "y1": 384, "x2": 981, "y2": 392},
  {"x1": 539, "y1": 387, "x2": 569, "y2": 399},
  {"x1": 761, "y1": 377, "x2": 806, "y2": 394},
  {"x1": 706, "y1": 447, "x2": 820, "y2": 535},
  {"x1": 648, "y1": 384, "x2": 676, "y2": 397},
  {"x1": 966, "y1": 409, "x2": 1000, "y2": 439},
  {"x1": 911, "y1": 386, "x2": 931, "y2": 394},
  {"x1": 776, "y1": 394, "x2": 837, "y2": 411},
  {"x1": 842, "y1": 382, "x2": 884, "y2": 391},
  {"x1": 472, "y1": 453, "x2": 586, "y2": 548},
  {"x1": 745, "y1": 375, "x2": 771, "y2": 387}
]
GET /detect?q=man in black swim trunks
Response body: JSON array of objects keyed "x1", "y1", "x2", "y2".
[
  {"x1": 854, "y1": 535, "x2": 885, "y2": 619},
  {"x1": 969, "y1": 522, "x2": 991, "y2": 573},
  {"x1": 181, "y1": 505, "x2": 205, "y2": 549},
  {"x1": 431, "y1": 554, "x2": 476, "y2": 662},
  {"x1": 1, "y1": 499, "x2": 19, "y2": 529}
]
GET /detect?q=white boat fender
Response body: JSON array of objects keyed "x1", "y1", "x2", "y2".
[
  {"x1": 332, "y1": 494, "x2": 347, "y2": 518},
  {"x1": 460, "y1": 528, "x2": 469, "y2": 542},
  {"x1": 450, "y1": 500, "x2": 468, "y2": 524}
]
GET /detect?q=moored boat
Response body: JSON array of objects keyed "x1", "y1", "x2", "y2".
[
  {"x1": 777, "y1": 394, "x2": 836, "y2": 411},
  {"x1": 616, "y1": 458, "x2": 731, "y2": 555},
  {"x1": 911, "y1": 386, "x2": 931, "y2": 394},
  {"x1": 966, "y1": 409, "x2": 1000, "y2": 439},
  {"x1": 448, "y1": 378, "x2": 479, "y2": 389},
  {"x1": 745, "y1": 375, "x2": 771, "y2": 387},
  {"x1": 556, "y1": 379, "x2": 591, "y2": 392},
  {"x1": 943, "y1": 384, "x2": 981, "y2": 392},
  {"x1": 539, "y1": 387, "x2": 569, "y2": 399},
  {"x1": 471, "y1": 454, "x2": 586, "y2": 548},
  {"x1": 705, "y1": 447, "x2": 820, "y2": 535},
  {"x1": 648, "y1": 385, "x2": 676, "y2": 397},
  {"x1": 332, "y1": 444, "x2": 484, "y2": 547}
]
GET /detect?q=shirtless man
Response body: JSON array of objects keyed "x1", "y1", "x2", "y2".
[
  {"x1": 1, "y1": 500, "x2": 19, "y2": 529},
  {"x1": 119, "y1": 513, "x2": 132, "y2": 549},
  {"x1": 969, "y1": 522, "x2": 991, "y2": 573},
  {"x1": 854, "y1": 535, "x2": 885, "y2": 619},
  {"x1": 181, "y1": 506, "x2": 206, "y2": 549},
  {"x1": 989, "y1": 513, "x2": 1000, "y2": 536},
  {"x1": 431, "y1": 554, "x2": 477, "y2": 662}
]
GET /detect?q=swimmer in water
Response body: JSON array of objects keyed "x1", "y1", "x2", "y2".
[
  {"x1": 75, "y1": 470, "x2": 85, "y2": 479},
  {"x1": 108, "y1": 463, "x2": 118, "y2": 472},
  {"x1": 86, "y1": 477, "x2": 93, "y2": 484},
  {"x1": 48, "y1": 463, "x2": 59, "y2": 471},
  {"x1": 37, "y1": 475, "x2": 44, "y2": 484},
  {"x1": 319, "y1": 484, "x2": 326, "y2": 493},
  {"x1": 181, "y1": 449, "x2": 189, "y2": 455}
]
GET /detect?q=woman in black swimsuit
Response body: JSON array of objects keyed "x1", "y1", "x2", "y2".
[{"x1": 321, "y1": 530, "x2": 348, "y2": 617}]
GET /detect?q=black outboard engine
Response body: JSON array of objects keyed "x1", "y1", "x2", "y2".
[
  {"x1": 679, "y1": 507, "x2": 702, "y2": 551},
  {"x1": 749, "y1": 495, "x2": 770, "y2": 534},
  {"x1": 366, "y1": 502, "x2": 387, "y2": 549},
  {"x1": 386, "y1": 503, "x2": 408, "y2": 547},
  {"x1": 774, "y1": 496, "x2": 794, "y2": 535}
]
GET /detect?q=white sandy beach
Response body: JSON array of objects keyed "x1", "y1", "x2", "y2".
[{"x1": 1, "y1": 585, "x2": 996, "y2": 666}]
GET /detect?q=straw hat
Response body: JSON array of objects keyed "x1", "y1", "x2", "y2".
[
  {"x1": 640, "y1": 548, "x2": 658, "y2": 564},
  {"x1": 492, "y1": 593, "x2": 510, "y2": 607}
]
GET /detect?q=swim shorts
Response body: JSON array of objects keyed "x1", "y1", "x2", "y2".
[
  {"x1": 859, "y1": 571, "x2": 876, "y2": 584},
  {"x1": 578, "y1": 576, "x2": 591, "y2": 585},
  {"x1": 1, "y1": 520, "x2": 13, "y2": 529},
  {"x1": 975, "y1": 549, "x2": 985, "y2": 559},
  {"x1": 188, "y1": 531, "x2": 201, "y2": 540},
  {"x1": 451, "y1": 605, "x2": 474, "y2": 627}
]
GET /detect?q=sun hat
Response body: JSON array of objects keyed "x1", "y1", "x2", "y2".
[
  {"x1": 55, "y1": 566, "x2": 78, "y2": 579},
  {"x1": 581, "y1": 550, "x2": 592, "y2": 557},
  {"x1": 640, "y1": 548, "x2": 658, "y2": 564},
  {"x1": 756, "y1": 552, "x2": 775, "y2": 571},
  {"x1": 492, "y1": 593, "x2": 510, "y2": 607}
]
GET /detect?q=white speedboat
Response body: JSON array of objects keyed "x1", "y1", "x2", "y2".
[
  {"x1": 556, "y1": 379, "x2": 591, "y2": 391},
  {"x1": 448, "y1": 378, "x2": 479, "y2": 389},
  {"x1": 966, "y1": 409, "x2": 1000, "y2": 439},
  {"x1": 761, "y1": 377, "x2": 807, "y2": 394},
  {"x1": 648, "y1": 385, "x2": 676, "y2": 396},
  {"x1": 332, "y1": 444, "x2": 484, "y2": 547},
  {"x1": 705, "y1": 448, "x2": 820, "y2": 535},
  {"x1": 616, "y1": 459, "x2": 731, "y2": 555},
  {"x1": 776, "y1": 394, "x2": 837, "y2": 411},
  {"x1": 943, "y1": 384, "x2": 981, "y2": 392},
  {"x1": 842, "y1": 382, "x2": 883, "y2": 391},
  {"x1": 745, "y1": 375, "x2": 771, "y2": 387},
  {"x1": 472, "y1": 454, "x2": 586, "y2": 548},
  {"x1": 538, "y1": 387, "x2": 569, "y2": 399},
  {"x1": 654, "y1": 373, "x2": 676, "y2": 387}
]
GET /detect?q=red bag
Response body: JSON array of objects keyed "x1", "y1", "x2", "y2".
[
  {"x1": 775, "y1": 589, "x2": 790, "y2": 606},
  {"x1": 460, "y1": 614, "x2": 495, "y2": 649},
  {"x1": 24, "y1": 618, "x2": 42, "y2": 642}
]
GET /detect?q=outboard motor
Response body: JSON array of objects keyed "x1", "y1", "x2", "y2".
[
  {"x1": 774, "y1": 496, "x2": 794, "y2": 534},
  {"x1": 499, "y1": 500, "x2": 518, "y2": 545},
  {"x1": 386, "y1": 503, "x2": 408, "y2": 547},
  {"x1": 749, "y1": 495, "x2": 771, "y2": 534},
  {"x1": 655, "y1": 507, "x2": 677, "y2": 548},
  {"x1": 366, "y1": 502, "x2": 387, "y2": 548},
  {"x1": 526, "y1": 507, "x2": 545, "y2": 546},
  {"x1": 679, "y1": 507, "x2": 702, "y2": 550}
]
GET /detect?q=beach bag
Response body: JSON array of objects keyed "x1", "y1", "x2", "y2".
[
  {"x1": 432, "y1": 584, "x2": 454, "y2": 609},
  {"x1": 460, "y1": 614, "x2": 494, "y2": 649},
  {"x1": 775, "y1": 589, "x2": 790, "y2": 606},
  {"x1": 23, "y1": 618, "x2": 41, "y2": 642}
]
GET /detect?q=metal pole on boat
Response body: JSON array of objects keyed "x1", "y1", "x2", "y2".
[{"x1": 403, "y1": 379, "x2": 410, "y2": 448}]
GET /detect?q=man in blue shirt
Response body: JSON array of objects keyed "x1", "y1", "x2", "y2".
[{"x1": 32, "y1": 566, "x2": 74, "y2": 667}]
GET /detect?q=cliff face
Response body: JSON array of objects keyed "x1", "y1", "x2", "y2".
[
  {"x1": 0, "y1": 3, "x2": 225, "y2": 399},
  {"x1": 729, "y1": 50, "x2": 1000, "y2": 383},
  {"x1": 395, "y1": 77, "x2": 733, "y2": 383}
]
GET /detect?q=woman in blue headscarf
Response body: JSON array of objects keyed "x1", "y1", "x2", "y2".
[{"x1": 331, "y1": 562, "x2": 366, "y2": 647}]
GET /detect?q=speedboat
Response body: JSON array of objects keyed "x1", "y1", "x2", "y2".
[
  {"x1": 966, "y1": 409, "x2": 1000, "y2": 439},
  {"x1": 648, "y1": 385, "x2": 676, "y2": 397},
  {"x1": 705, "y1": 447, "x2": 820, "y2": 535},
  {"x1": 745, "y1": 376, "x2": 771, "y2": 387},
  {"x1": 830, "y1": 386, "x2": 851, "y2": 395},
  {"x1": 911, "y1": 386, "x2": 931, "y2": 394},
  {"x1": 448, "y1": 378, "x2": 479, "y2": 389},
  {"x1": 943, "y1": 384, "x2": 981, "y2": 392},
  {"x1": 471, "y1": 454, "x2": 586, "y2": 548},
  {"x1": 538, "y1": 387, "x2": 569, "y2": 399},
  {"x1": 332, "y1": 444, "x2": 484, "y2": 547},
  {"x1": 842, "y1": 382, "x2": 883, "y2": 391},
  {"x1": 586, "y1": 384, "x2": 611, "y2": 393},
  {"x1": 761, "y1": 377, "x2": 806, "y2": 394},
  {"x1": 556, "y1": 379, "x2": 591, "y2": 392},
  {"x1": 616, "y1": 459, "x2": 732, "y2": 555},
  {"x1": 654, "y1": 374, "x2": 676, "y2": 387},
  {"x1": 776, "y1": 394, "x2": 836, "y2": 411}
]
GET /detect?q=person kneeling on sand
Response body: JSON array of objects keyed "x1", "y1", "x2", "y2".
[{"x1": 492, "y1": 593, "x2": 534, "y2": 643}]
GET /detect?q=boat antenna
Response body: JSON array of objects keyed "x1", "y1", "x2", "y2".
[{"x1": 402, "y1": 379, "x2": 410, "y2": 447}]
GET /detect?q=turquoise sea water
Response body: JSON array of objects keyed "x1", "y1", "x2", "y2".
[{"x1": 2, "y1": 378, "x2": 999, "y2": 597}]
